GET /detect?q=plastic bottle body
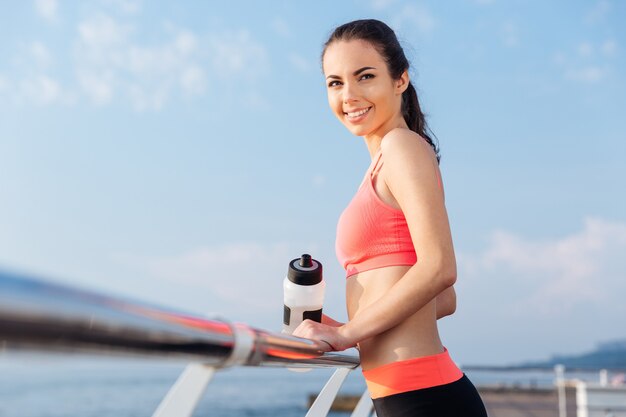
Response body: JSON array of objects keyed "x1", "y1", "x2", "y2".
[{"x1": 282, "y1": 277, "x2": 326, "y2": 334}]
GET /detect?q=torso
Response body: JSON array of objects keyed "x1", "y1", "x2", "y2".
[
  {"x1": 343, "y1": 143, "x2": 444, "y2": 371},
  {"x1": 347, "y1": 265, "x2": 444, "y2": 371}
]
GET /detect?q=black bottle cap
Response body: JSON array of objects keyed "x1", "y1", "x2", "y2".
[
  {"x1": 300, "y1": 254, "x2": 312, "y2": 268},
  {"x1": 287, "y1": 254, "x2": 323, "y2": 286}
]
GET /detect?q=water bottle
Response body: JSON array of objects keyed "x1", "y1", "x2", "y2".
[{"x1": 283, "y1": 254, "x2": 325, "y2": 334}]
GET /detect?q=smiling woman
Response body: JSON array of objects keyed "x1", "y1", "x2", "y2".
[
  {"x1": 322, "y1": 23, "x2": 438, "y2": 162},
  {"x1": 291, "y1": 19, "x2": 488, "y2": 417}
]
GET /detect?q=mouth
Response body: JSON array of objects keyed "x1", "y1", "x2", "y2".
[{"x1": 344, "y1": 107, "x2": 372, "y2": 120}]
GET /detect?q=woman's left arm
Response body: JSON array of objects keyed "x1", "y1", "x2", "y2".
[
  {"x1": 436, "y1": 286, "x2": 456, "y2": 319},
  {"x1": 293, "y1": 130, "x2": 456, "y2": 351}
]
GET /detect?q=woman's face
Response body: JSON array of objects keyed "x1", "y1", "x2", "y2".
[{"x1": 322, "y1": 39, "x2": 408, "y2": 140}]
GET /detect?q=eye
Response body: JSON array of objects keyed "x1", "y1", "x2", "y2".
[
  {"x1": 359, "y1": 73, "x2": 375, "y2": 81},
  {"x1": 327, "y1": 80, "x2": 342, "y2": 88}
]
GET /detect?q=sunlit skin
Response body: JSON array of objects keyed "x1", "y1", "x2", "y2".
[
  {"x1": 293, "y1": 39, "x2": 457, "y2": 371},
  {"x1": 324, "y1": 39, "x2": 408, "y2": 154}
]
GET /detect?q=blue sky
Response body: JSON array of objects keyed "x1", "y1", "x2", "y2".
[{"x1": 0, "y1": 0, "x2": 624, "y2": 365}]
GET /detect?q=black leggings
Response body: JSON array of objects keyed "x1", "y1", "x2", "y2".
[{"x1": 372, "y1": 374, "x2": 487, "y2": 417}]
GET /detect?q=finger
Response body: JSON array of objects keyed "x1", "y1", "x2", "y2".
[
  {"x1": 320, "y1": 339, "x2": 335, "y2": 351},
  {"x1": 314, "y1": 339, "x2": 334, "y2": 352},
  {"x1": 294, "y1": 319, "x2": 313, "y2": 332},
  {"x1": 292, "y1": 321, "x2": 311, "y2": 336}
]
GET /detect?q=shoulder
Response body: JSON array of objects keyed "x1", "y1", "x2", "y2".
[
  {"x1": 378, "y1": 128, "x2": 444, "y2": 195},
  {"x1": 379, "y1": 128, "x2": 438, "y2": 166}
]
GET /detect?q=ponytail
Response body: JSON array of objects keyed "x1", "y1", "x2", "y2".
[{"x1": 403, "y1": 82, "x2": 439, "y2": 162}]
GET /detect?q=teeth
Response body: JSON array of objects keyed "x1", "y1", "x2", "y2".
[{"x1": 346, "y1": 108, "x2": 370, "y2": 118}]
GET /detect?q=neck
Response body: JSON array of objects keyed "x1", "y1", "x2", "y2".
[
  {"x1": 363, "y1": 115, "x2": 409, "y2": 159},
  {"x1": 364, "y1": 137, "x2": 383, "y2": 159}
]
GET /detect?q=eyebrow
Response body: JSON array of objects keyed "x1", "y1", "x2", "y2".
[{"x1": 326, "y1": 66, "x2": 377, "y2": 80}]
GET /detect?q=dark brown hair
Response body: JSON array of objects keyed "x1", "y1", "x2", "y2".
[{"x1": 323, "y1": 19, "x2": 439, "y2": 162}]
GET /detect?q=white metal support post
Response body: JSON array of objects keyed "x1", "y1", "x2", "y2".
[
  {"x1": 576, "y1": 380, "x2": 589, "y2": 417},
  {"x1": 350, "y1": 389, "x2": 375, "y2": 417},
  {"x1": 152, "y1": 363, "x2": 217, "y2": 417},
  {"x1": 305, "y1": 367, "x2": 352, "y2": 417},
  {"x1": 556, "y1": 364, "x2": 568, "y2": 417},
  {"x1": 152, "y1": 322, "x2": 256, "y2": 417}
]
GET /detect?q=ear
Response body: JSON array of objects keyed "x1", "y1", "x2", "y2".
[{"x1": 395, "y1": 70, "x2": 410, "y2": 95}]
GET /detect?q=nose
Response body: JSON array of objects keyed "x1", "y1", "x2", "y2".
[{"x1": 342, "y1": 81, "x2": 359, "y2": 104}]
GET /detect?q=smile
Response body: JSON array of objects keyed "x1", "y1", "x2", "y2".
[{"x1": 345, "y1": 107, "x2": 371, "y2": 119}]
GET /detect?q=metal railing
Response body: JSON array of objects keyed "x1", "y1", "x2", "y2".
[{"x1": 0, "y1": 269, "x2": 367, "y2": 417}]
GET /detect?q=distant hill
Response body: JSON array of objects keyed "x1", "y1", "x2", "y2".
[{"x1": 519, "y1": 339, "x2": 626, "y2": 370}]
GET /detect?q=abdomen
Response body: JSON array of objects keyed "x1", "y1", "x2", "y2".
[{"x1": 346, "y1": 266, "x2": 444, "y2": 370}]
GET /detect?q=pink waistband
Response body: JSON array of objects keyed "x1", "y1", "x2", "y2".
[{"x1": 362, "y1": 348, "x2": 463, "y2": 399}]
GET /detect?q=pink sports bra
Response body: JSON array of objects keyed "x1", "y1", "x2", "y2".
[{"x1": 335, "y1": 149, "x2": 417, "y2": 278}]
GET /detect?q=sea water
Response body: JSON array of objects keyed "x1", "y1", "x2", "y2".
[
  {"x1": 0, "y1": 353, "x2": 367, "y2": 417},
  {"x1": 1, "y1": 352, "x2": 606, "y2": 417}
]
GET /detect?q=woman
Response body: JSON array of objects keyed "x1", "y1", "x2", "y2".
[{"x1": 292, "y1": 19, "x2": 487, "y2": 416}]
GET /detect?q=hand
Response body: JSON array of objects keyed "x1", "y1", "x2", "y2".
[{"x1": 292, "y1": 319, "x2": 355, "y2": 352}]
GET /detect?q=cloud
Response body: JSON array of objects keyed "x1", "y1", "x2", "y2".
[
  {"x1": 1, "y1": 39, "x2": 71, "y2": 106},
  {"x1": 77, "y1": 13, "x2": 132, "y2": 48},
  {"x1": 555, "y1": 39, "x2": 618, "y2": 84},
  {"x1": 565, "y1": 66, "x2": 608, "y2": 83},
  {"x1": 9, "y1": 8, "x2": 270, "y2": 111},
  {"x1": 501, "y1": 22, "x2": 519, "y2": 48},
  {"x1": 72, "y1": 17, "x2": 267, "y2": 110},
  {"x1": 102, "y1": 0, "x2": 142, "y2": 15},
  {"x1": 0, "y1": 74, "x2": 8, "y2": 93},
  {"x1": 73, "y1": 14, "x2": 133, "y2": 105},
  {"x1": 601, "y1": 39, "x2": 618, "y2": 57},
  {"x1": 35, "y1": 0, "x2": 58, "y2": 22},
  {"x1": 271, "y1": 17, "x2": 291, "y2": 38},
  {"x1": 585, "y1": 0, "x2": 611, "y2": 25},
  {"x1": 20, "y1": 75, "x2": 60, "y2": 104},
  {"x1": 122, "y1": 242, "x2": 295, "y2": 314},
  {"x1": 312, "y1": 174, "x2": 326, "y2": 188},
  {"x1": 128, "y1": 83, "x2": 168, "y2": 111},
  {"x1": 29, "y1": 41, "x2": 53, "y2": 68},
  {"x1": 370, "y1": 0, "x2": 396, "y2": 10},
  {"x1": 392, "y1": 4, "x2": 437, "y2": 36},
  {"x1": 242, "y1": 91, "x2": 271, "y2": 110},
  {"x1": 460, "y1": 217, "x2": 626, "y2": 316},
  {"x1": 76, "y1": 22, "x2": 182, "y2": 108},
  {"x1": 209, "y1": 30, "x2": 269, "y2": 79},
  {"x1": 77, "y1": 70, "x2": 115, "y2": 105},
  {"x1": 289, "y1": 53, "x2": 311, "y2": 72},
  {"x1": 14, "y1": 40, "x2": 54, "y2": 71},
  {"x1": 180, "y1": 65, "x2": 207, "y2": 96},
  {"x1": 174, "y1": 30, "x2": 197, "y2": 55},
  {"x1": 578, "y1": 41, "x2": 594, "y2": 58}
]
